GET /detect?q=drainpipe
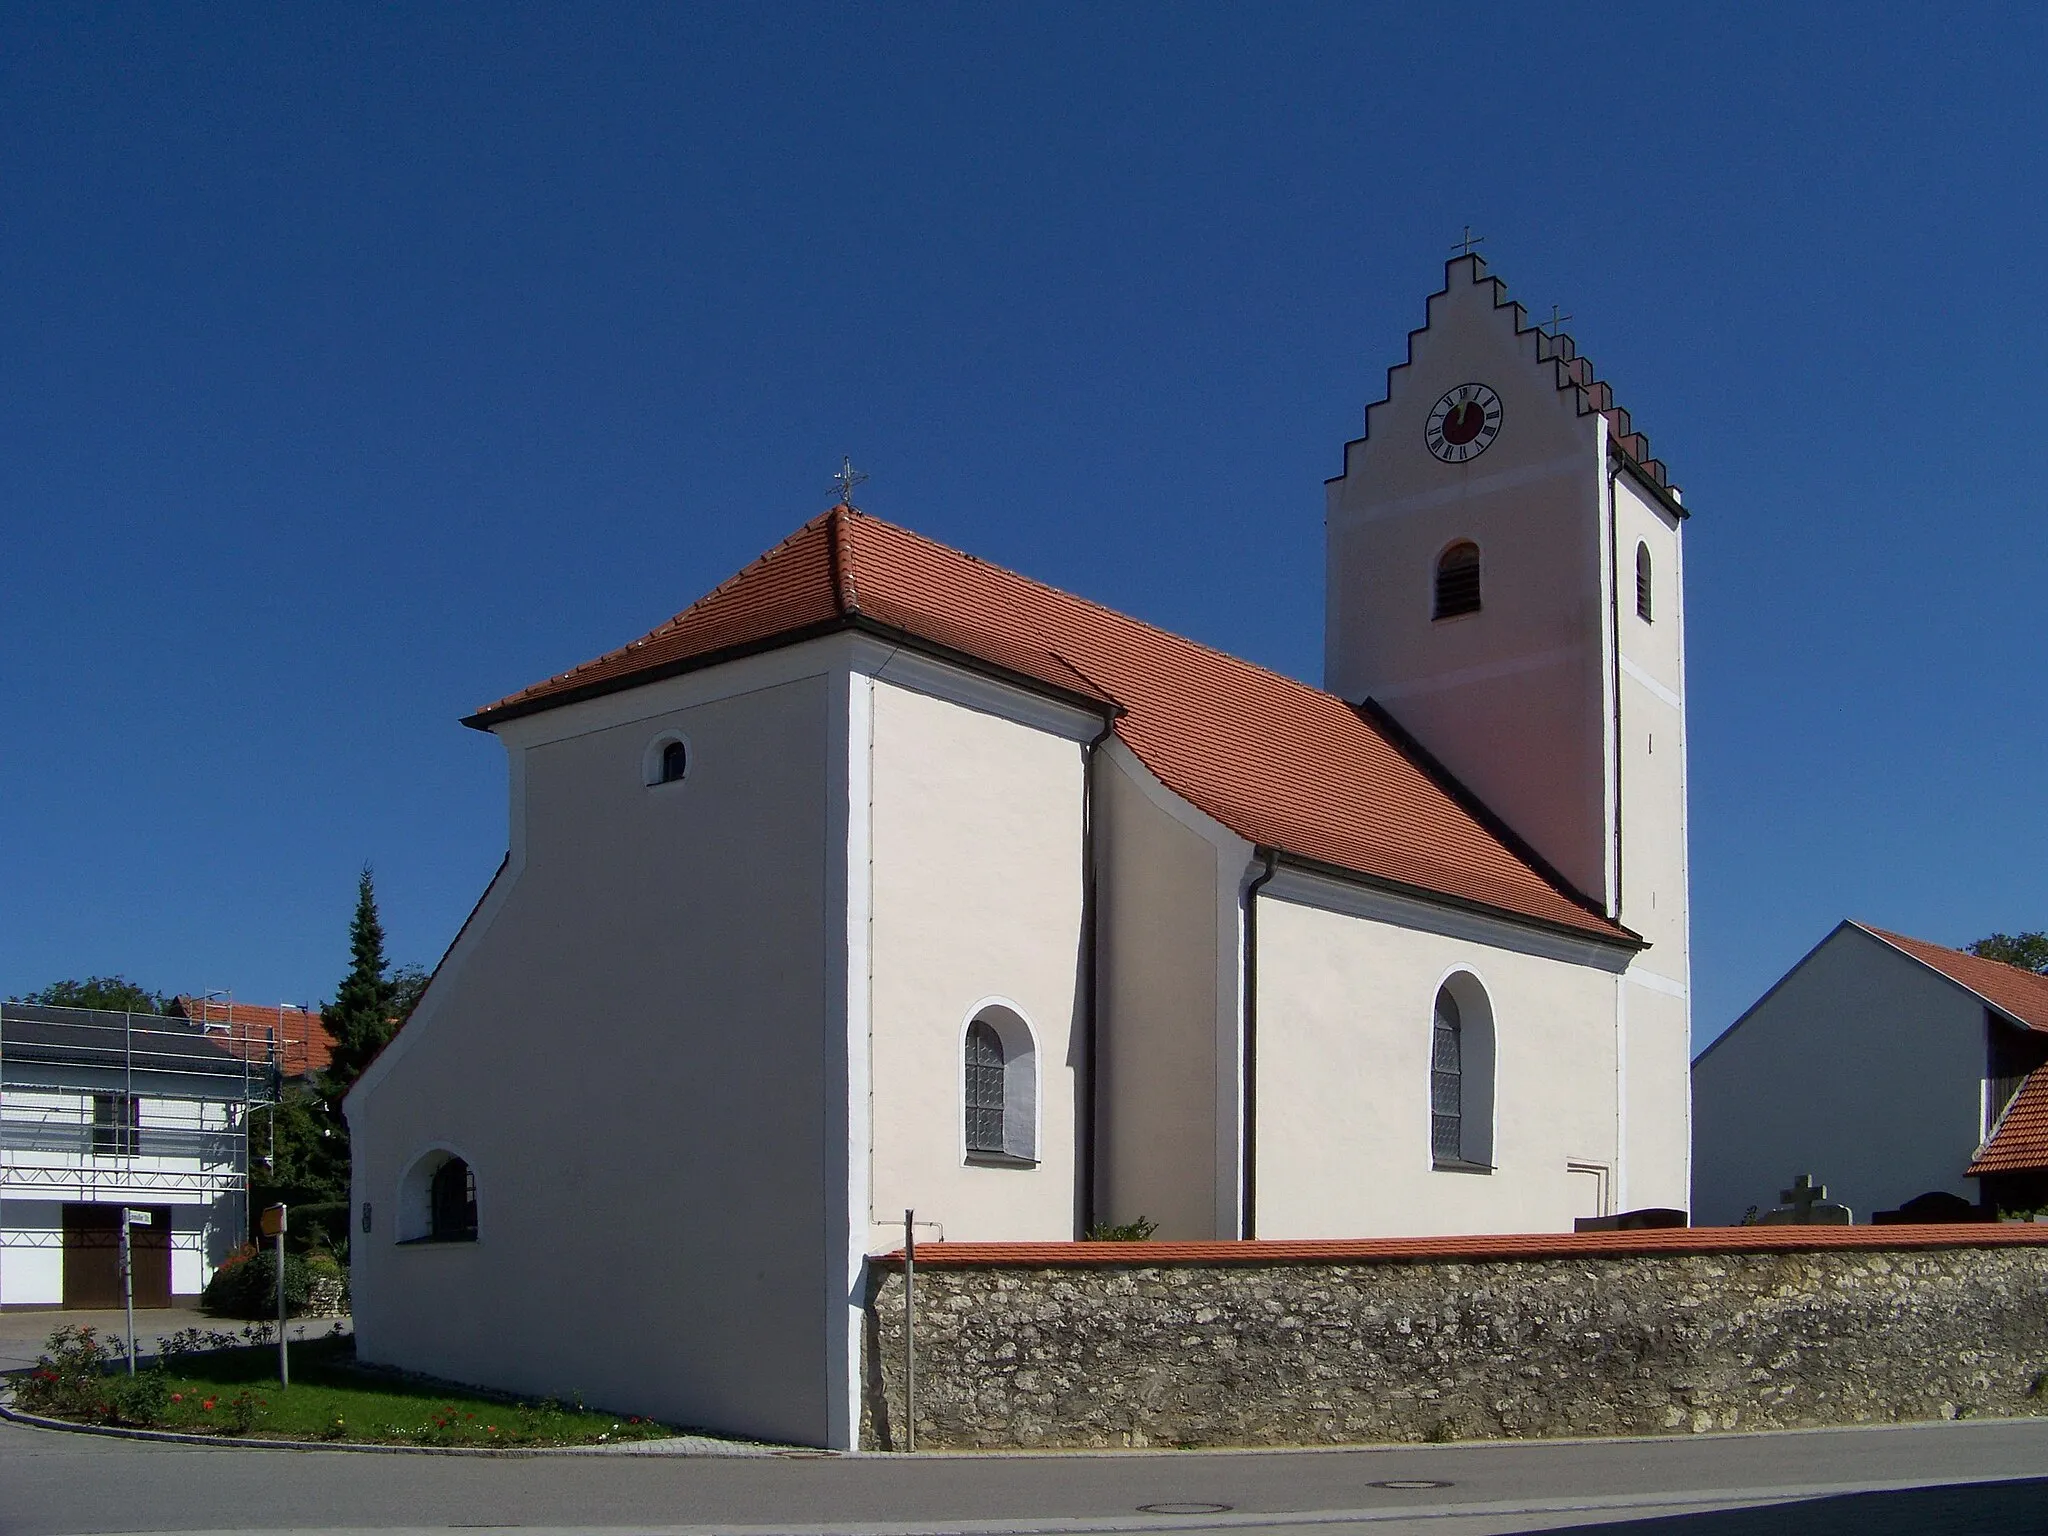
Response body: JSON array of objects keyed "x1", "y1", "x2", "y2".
[
  {"x1": 1240, "y1": 849, "x2": 1279, "y2": 1240},
  {"x1": 1077, "y1": 710, "x2": 1117, "y2": 1237}
]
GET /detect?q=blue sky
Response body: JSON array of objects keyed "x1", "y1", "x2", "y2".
[{"x1": 4, "y1": 6, "x2": 2042, "y2": 1047}]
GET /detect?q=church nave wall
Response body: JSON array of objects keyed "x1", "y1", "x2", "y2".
[{"x1": 1252, "y1": 895, "x2": 1623, "y2": 1238}]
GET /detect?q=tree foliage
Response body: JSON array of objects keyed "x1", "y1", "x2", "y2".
[
  {"x1": 248, "y1": 865, "x2": 428, "y2": 1251},
  {"x1": 1969, "y1": 931, "x2": 2048, "y2": 975},
  {"x1": 9, "y1": 975, "x2": 166, "y2": 1013},
  {"x1": 324, "y1": 866, "x2": 399, "y2": 1088}
]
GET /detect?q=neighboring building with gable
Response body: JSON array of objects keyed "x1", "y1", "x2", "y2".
[
  {"x1": 346, "y1": 253, "x2": 1695, "y2": 1447},
  {"x1": 1693, "y1": 922, "x2": 2048, "y2": 1225}
]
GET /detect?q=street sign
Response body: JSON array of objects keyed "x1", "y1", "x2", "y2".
[
  {"x1": 259, "y1": 1204, "x2": 286, "y2": 1237},
  {"x1": 124, "y1": 1209, "x2": 153, "y2": 1226}
]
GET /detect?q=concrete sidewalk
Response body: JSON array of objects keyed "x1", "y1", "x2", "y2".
[{"x1": 0, "y1": 1305, "x2": 349, "y2": 1373}]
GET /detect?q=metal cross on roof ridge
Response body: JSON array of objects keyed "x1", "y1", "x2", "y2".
[
  {"x1": 1541, "y1": 304, "x2": 1574, "y2": 338},
  {"x1": 1453, "y1": 226, "x2": 1485, "y2": 257},
  {"x1": 833, "y1": 456, "x2": 868, "y2": 508}
]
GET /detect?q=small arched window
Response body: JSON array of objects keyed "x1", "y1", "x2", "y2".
[
  {"x1": 1635, "y1": 542, "x2": 1653, "y2": 622},
  {"x1": 399, "y1": 1148, "x2": 479, "y2": 1243},
  {"x1": 962, "y1": 1004, "x2": 1039, "y2": 1166},
  {"x1": 430, "y1": 1156, "x2": 478, "y2": 1241},
  {"x1": 1434, "y1": 542, "x2": 1482, "y2": 619},
  {"x1": 644, "y1": 732, "x2": 690, "y2": 787},
  {"x1": 1430, "y1": 974, "x2": 1497, "y2": 1171}
]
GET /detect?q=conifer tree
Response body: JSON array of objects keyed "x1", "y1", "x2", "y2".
[{"x1": 324, "y1": 865, "x2": 398, "y2": 1088}]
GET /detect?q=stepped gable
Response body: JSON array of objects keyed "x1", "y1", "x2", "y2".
[
  {"x1": 1363, "y1": 253, "x2": 1683, "y2": 505},
  {"x1": 470, "y1": 507, "x2": 1632, "y2": 945}
]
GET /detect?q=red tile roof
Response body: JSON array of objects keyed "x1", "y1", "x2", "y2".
[
  {"x1": 875, "y1": 1224, "x2": 2048, "y2": 1268},
  {"x1": 1855, "y1": 925, "x2": 2048, "y2": 1032},
  {"x1": 171, "y1": 997, "x2": 334, "y2": 1079},
  {"x1": 470, "y1": 508, "x2": 1633, "y2": 944},
  {"x1": 1972, "y1": 1070, "x2": 2048, "y2": 1176}
]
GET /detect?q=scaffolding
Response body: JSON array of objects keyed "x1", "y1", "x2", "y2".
[{"x1": 0, "y1": 1001, "x2": 287, "y2": 1247}]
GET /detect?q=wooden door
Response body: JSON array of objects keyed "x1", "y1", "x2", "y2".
[
  {"x1": 62, "y1": 1204, "x2": 173, "y2": 1309},
  {"x1": 61, "y1": 1205, "x2": 121, "y2": 1309}
]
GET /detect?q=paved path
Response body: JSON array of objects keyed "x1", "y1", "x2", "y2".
[
  {"x1": 1, "y1": 1412, "x2": 2045, "y2": 1535},
  {"x1": 0, "y1": 1308, "x2": 350, "y2": 1373}
]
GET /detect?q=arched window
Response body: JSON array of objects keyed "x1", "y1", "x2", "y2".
[
  {"x1": 1431, "y1": 990, "x2": 1464, "y2": 1163},
  {"x1": 1430, "y1": 974, "x2": 1497, "y2": 1171},
  {"x1": 1635, "y1": 542, "x2": 1653, "y2": 622},
  {"x1": 398, "y1": 1148, "x2": 479, "y2": 1242},
  {"x1": 430, "y1": 1157, "x2": 478, "y2": 1241},
  {"x1": 644, "y1": 732, "x2": 690, "y2": 787},
  {"x1": 962, "y1": 1003, "x2": 1039, "y2": 1165},
  {"x1": 1434, "y1": 542, "x2": 1482, "y2": 619}
]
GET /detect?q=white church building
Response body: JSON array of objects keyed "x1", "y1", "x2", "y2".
[{"x1": 347, "y1": 253, "x2": 1694, "y2": 1447}]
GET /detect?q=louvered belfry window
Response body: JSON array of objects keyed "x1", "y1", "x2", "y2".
[
  {"x1": 965, "y1": 1019, "x2": 1007, "y2": 1155},
  {"x1": 1434, "y1": 542, "x2": 1482, "y2": 619},
  {"x1": 1431, "y1": 989, "x2": 1464, "y2": 1164},
  {"x1": 1636, "y1": 542, "x2": 1653, "y2": 622}
]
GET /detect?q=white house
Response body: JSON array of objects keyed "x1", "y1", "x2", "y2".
[
  {"x1": 0, "y1": 1002, "x2": 297, "y2": 1307},
  {"x1": 1693, "y1": 921, "x2": 2048, "y2": 1226},
  {"x1": 346, "y1": 253, "x2": 1695, "y2": 1448}
]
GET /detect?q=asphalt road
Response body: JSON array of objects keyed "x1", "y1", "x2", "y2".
[{"x1": 4, "y1": 1415, "x2": 2047, "y2": 1536}]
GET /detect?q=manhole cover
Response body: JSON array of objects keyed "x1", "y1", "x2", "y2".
[
  {"x1": 1367, "y1": 1479, "x2": 1453, "y2": 1490},
  {"x1": 1137, "y1": 1503, "x2": 1234, "y2": 1515}
]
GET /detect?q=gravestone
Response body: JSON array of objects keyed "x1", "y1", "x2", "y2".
[{"x1": 1758, "y1": 1173, "x2": 1852, "y2": 1225}]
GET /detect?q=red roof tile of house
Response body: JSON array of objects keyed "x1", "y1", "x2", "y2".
[
  {"x1": 1971, "y1": 1070, "x2": 2048, "y2": 1176},
  {"x1": 874, "y1": 1224, "x2": 2048, "y2": 1268},
  {"x1": 1856, "y1": 925, "x2": 2048, "y2": 1033},
  {"x1": 469, "y1": 508, "x2": 1633, "y2": 945},
  {"x1": 171, "y1": 997, "x2": 334, "y2": 1079}
]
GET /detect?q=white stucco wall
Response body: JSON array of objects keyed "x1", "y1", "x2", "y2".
[
  {"x1": 1095, "y1": 745, "x2": 1249, "y2": 1240},
  {"x1": 348, "y1": 645, "x2": 843, "y2": 1447},
  {"x1": 863, "y1": 674, "x2": 1088, "y2": 1246},
  {"x1": 1692, "y1": 925, "x2": 1987, "y2": 1225},
  {"x1": 1254, "y1": 876, "x2": 1630, "y2": 1238}
]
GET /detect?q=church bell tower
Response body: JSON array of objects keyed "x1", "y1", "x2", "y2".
[{"x1": 1326, "y1": 253, "x2": 1692, "y2": 1210}]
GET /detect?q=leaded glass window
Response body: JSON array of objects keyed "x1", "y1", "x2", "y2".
[
  {"x1": 965, "y1": 1020, "x2": 1007, "y2": 1155},
  {"x1": 1431, "y1": 989, "x2": 1464, "y2": 1164}
]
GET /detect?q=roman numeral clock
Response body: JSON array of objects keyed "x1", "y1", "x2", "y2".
[{"x1": 1425, "y1": 383, "x2": 1502, "y2": 463}]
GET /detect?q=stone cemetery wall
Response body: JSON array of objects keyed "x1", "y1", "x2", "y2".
[{"x1": 859, "y1": 1228, "x2": 2048, "y2": 1450}]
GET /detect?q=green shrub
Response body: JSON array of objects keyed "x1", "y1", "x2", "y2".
[
  {"x1": 201, "y1": 1248, "x2": 315, "y2": 1319},
  {"x1": 1085, "y1": 1215, "x2": 1160, "y2": 1241}
]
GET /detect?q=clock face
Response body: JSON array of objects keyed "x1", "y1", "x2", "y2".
[{"x1": 1425, "y1": 383, "x2": 1502, "y2": 463}]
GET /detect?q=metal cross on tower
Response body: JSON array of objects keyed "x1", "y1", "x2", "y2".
[
  {"x1": 1452, "y1": 226, "x2": 1485, "y2": 257},
  {"x1": 833, "y1": 456, "x2": 868, "y2": 508},
  {"x1": 1541, "y1": 304, "x2": 1574, "y2": 337}
]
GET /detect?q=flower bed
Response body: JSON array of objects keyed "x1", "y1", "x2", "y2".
[{"x1": 8, "y1": 1326, "x2": 677, "y2": 1447}]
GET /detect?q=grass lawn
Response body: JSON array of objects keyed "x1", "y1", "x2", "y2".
[{"x1": 14, "y1": 1332, "x2": 684, "y2": 1447}]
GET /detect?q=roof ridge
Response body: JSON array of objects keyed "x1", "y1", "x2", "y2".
[
  {"x1": 829, "y1": 503, "x2": 860, "y2": 615},
  {"x1": 842, "y1": 509, "x2": 1366, "y2": 715}
]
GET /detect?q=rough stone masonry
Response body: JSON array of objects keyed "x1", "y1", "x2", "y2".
[{"x1": 859, "y1": 1235, "x2": 2048, "y2": 1450}]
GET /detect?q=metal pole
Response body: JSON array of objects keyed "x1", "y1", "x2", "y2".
[
  {"x1": 276, "y1": 1204, "x2": 289, "y2": 1388},
  {"x1": 121, "y1": 1209, "x2": 136, "y2": 1375},
  {"x1": 903, "y1": 1207, "x2": 915, "y2": 1453}
]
